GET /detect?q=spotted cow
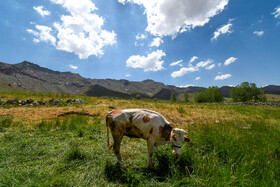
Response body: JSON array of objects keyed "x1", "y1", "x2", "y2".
[{"x1": 106, "y1": 109, "x2": 191, "y2": 167}]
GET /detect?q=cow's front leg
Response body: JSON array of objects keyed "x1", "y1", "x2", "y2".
[
  {"x1": 112, "y1": 134, "x2": 124, "y2": 166},
  {"x1": 147, "y1": 139, "x2": 155, "y2": 167}
]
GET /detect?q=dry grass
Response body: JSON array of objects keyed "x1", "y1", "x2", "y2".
[
  {"x1": 265, "y1": 94, "x2": 280, "y2": 102},
  {"x1": 0, "y1": 97, "x2": 255, "y2": 128}
]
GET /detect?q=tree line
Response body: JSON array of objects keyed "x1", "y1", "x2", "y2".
[{"x1": 169, "y1": 82, "x2": 266, "y2": 103}]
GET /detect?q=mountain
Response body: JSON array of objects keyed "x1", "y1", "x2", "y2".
[
  {"x1": 0, "y1": 61, "x2": 279, "y2": 99},
  {"x1": 0, "y1": 61, "x2": 91, "y2": 94},
  {"x1": 0, "y1": 61, "x2": 202, "y2": 98},
  {"x1": 263, "y1": 85, "x2": 280, "y2": 95},
  {"x1": 220, "y1": 86, "x2": 232, "y2": 98}
]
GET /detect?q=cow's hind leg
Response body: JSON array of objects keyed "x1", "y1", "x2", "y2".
[{"x1": 112, "y1": 134, "x2": 124, "y2": 166}]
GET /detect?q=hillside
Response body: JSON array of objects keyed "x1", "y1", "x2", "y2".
[
  {"x1": 0, "y1": 61, "x2": 203, "y2": 99},
  {"x1": 0, "y1": 61, "x2": 279, "y2": 99}
]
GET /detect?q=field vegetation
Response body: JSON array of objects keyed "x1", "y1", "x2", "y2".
[
  {"x1": 0, "y1": 92, "x2": 279, "y2": 186},
  {"x1": 194, "y1": 86, "x2": 224, "y2": 103},
  {"x1": 231, "y1": 82, "x2": 267, "y2": 102}
]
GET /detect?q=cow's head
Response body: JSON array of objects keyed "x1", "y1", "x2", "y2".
[{"x1": 170, "y1": 128, "x2": 191, "y2": 157}]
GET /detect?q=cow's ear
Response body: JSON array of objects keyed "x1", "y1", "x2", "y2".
[
  {"x1": 170, "y1": 134, "x2": 175, "y2": 140},
  {"x1": 184, "y1": 136, "x2": 191, "y2": 142}
]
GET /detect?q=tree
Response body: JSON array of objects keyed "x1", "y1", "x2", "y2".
[
  {"x1": 184, "y1": 93, "x2": 189, "y2": 103},
  {"x1": 231, "y1": 82, "x2": 266, "y2": 102},
  {"x1": 184, "y1": 93, "x2": 189, "y2": 102},
  {"x1": 194, "y1": 87, "x2": 224, "y2": 103},
  {"x1": 171, "y1": 92, "x2": 177, "y2": 102},
  {"x1": 135, "y1": 94, "x2": 141, "y2": 100}
]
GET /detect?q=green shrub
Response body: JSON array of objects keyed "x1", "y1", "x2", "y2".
[
  {"x1": 177, "y1": 106, "x2": 186, "y2": 114},
  {"x1": 135, "y1": 94, "x2": 141, "y2": 100},
  {"x1": 171, "y1": 92, "x2": 177, "y2": 102},
  {"x1": 231, "y1": 82, "x2": 267, "y2": 102},
  {"x1": 195, "y1": 87, "x2": 224, "y2": 103},
  {"x1": 184, "y1": 93, "x2": 189, "y2": 102}
]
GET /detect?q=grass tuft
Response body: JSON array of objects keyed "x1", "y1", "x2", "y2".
[
  {"x1": 0, "y1": 115, "x2": 13, "y2": 132},
  {"x1": 64, "y1": 145, "x2": 88, "y2": 162}
]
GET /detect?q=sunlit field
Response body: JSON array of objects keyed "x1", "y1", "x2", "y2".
[{"x1": 0, "y1": 93, "x2": 279, "y2": 186}]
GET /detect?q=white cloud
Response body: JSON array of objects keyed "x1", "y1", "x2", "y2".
[
  {"x1": 211, "y1": 22, "x2": 233, "y2": 41},
  {"x1": 171, "y1": 59, "x2": 215, "y2": 78},
  {"x1": 189, "y1": 56, "x2": 198, "y2": 63},
  {"x1": 119, "y1": 0, "x2": 229, "y2": 37},
  {"x1": 118, "y1": 0, "x2": 127, "y2": 5},
  {"x1": 134, "y1": 42, "x2": 144, "y2": 47},
  {"x1": 29, "y1": 0, "x2": 116, "y2": 59},
  {"x1": 27, "y1": 25, "x2": 56, "y2": 46},
  {"x1": 126, "y1": 50, "x2": 166, "y2": 72},
  {"x1": 253, "y1": 31, "x2": 264, "y2": 37},
  {"x1": 171, "y1": 66, "x2": 198, "y2": 78},
  {"x1": 126, "y1": 73, "x2": 131, "y2": 77},
  {"x1": 272, "y1": 6, "x2": 280, "y2": 18},
  {"x1": 195, "y1": 76, "x2": 200, "y2": 80},
  {"x1": 33, "y1": 5, "x2": 51, "y2": 17},
  {"x1": 196, "y1": 59, "x2": 214, "y2": 68},
  {"x1": 224, "y1": 57, "x2": 237, "y2": 66},
  {"x1": 53, "y1": 0, "x2": 116, "y2": 59},
  {"x1": 218, "y1": 63, "x2": 222, "y2": 67},
  {"x1": 69, "y1": 64, "x2": 78, "y2": 69},
  {"x1": 136, "y1": 33, "x2": 146, "y2": 40},
  {"x1": 205, "y1": 63, "x2": 215, "y2": 70},
  {"x1": 214, "y1": 73, "x2": 231, "y2": 80},
  {"x1": 170, "y1": 59, "x2": 183, "y2": 67},
  {"x1": 150, "y1": 37, "x2": 163, "y2": 47}
]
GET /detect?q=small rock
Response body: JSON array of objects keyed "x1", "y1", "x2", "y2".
[
  {"x1": 26, "y1": 99, "x2": 34, "y2": 104},
  {"x1": 241, "y1": 124, "x2": 251, "y2": 130}
]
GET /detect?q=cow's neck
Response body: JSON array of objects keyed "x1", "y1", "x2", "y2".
[{"x1": 159, "y1": 124, "x2": 173, "y2": 141}]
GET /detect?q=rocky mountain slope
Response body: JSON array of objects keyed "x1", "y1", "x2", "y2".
[{"x1": 0, "y1": 61, "x2": 279, "y2": 99}]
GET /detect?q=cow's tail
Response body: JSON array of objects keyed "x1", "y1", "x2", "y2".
[{"x1": 106, "y1": 114, "x2": 112, "y2": 150}]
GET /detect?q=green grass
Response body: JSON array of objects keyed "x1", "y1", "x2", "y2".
[
  {"x1": 0, "y1": 90, "x2": 92, "y2": 103},
  {"x1": 0, "y1": 102, "x2": 279, "y2": 186}
]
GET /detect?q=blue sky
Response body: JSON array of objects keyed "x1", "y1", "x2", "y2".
[{"x1": 0, "y1": 0, "x2": 279, "y2": 87}]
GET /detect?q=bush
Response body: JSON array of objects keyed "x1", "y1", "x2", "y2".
[
  {"x1": 194, "y1": 87, "x2": 224, "y2": 103},
  {"x1": 184, "y1": 93, "x2": 189, "y2": 103},
  {"x1": 231, "y1": 82, "x2": 267, "y2": 102},
  {"x1": 135, "y1": 94, "x2": 141, "y2": 100},
  {"x1": 171, "y1": 92, "x2": 177, "y2": 102}
]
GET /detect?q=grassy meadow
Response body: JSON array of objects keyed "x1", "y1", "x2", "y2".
[{"x1": 0, "y1": 92, "x2": 279, "y2": 186}]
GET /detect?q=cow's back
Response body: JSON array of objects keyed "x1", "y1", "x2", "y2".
[
  {"x1": 106, "y1": 109, "x2": 146, "y2": 139},
  {"x1": 107, "y1": 109, "x2": 171, "y2": 141}
]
